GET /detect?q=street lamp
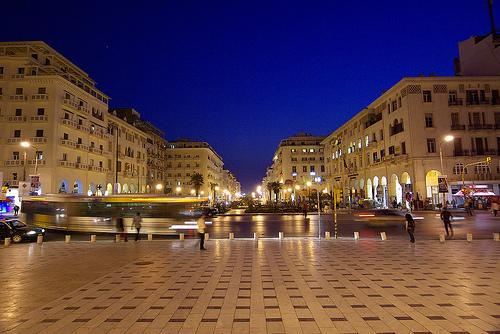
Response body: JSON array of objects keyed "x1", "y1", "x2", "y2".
[
  {"x1": 439, "y1": 135, "x2": 454, "y2": 207},
  {"x1": 175, "y1": 186, "x2": 182, "y2": 196},
  {"x1": 20, "y1": 141, "x2": 40, "y2": 180},
  {"x1": 155, "y1": 183, "x2": 163, "y2": 193},
  {"x1": 190, "y1": 189, "x2": 196, "y2": 196}
]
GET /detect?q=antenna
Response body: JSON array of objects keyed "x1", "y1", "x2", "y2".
[{"x1": 488, "y1": 0, "x2": 497, "y2": 34}]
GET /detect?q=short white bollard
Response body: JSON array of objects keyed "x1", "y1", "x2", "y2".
[
  {"x1": 37, "y1": 235, "x2": 43, "y2": 244},
  {"x1": 65, "y1": 235, "x2": 71, "y2": 243},
  {"x1": 494, "y1": 232, "x2": 499, "y2": 241},
  {"x1": 439, "y1": 233, "x2": 446, "y2": 243},
  {"x1": 354, "y1": 232, "x2": 360, "y2": 240},
  {"x1": 204, "y1": 233, "x2": 209, "y2": 241},
  {"x1": 148, "y1": 234, "x2": 153, "y2": 241},
  {"x1": 4, "y1": 238, "x2": 11, "y2": 247},
  {"x1": 179, "y1": 233, "x2": 185, "y2": 241},
  {"x1": 90, "y1": 235, "x2": 96, "y2": 243},
  {"x1": 278, "y1": 232, "x2": 283, "y2": 239},
  {"x1": 253, "y1": 232, "x2": 258, "y2": 240},
  {"x1": 467, "y1": 233, "x2": 473, "y2": 242},
  {"x1": 115, "y1": 234, "x2": 120, "y2": 243},
  {"x1": 380, "y1": 232, "x2": 387, "y2": 241},
  {"x1": 325, "y1": 231, "x2": 331, "y2": 240},
  {"x1": 229, "y1": 232, "x2": 234, "y2": 240}
]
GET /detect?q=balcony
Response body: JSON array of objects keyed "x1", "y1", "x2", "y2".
[
  {"x1": 466, "y1": 98, "x2": 490, "y2": 106},
  {"x1": 90, "y1": 128, "x2": 105, "y2": 138},
  {"x1": 78, "y1": 105, "x2": 89, "y2": 114},
  {"x1": 75, "y1": 162, "x2": 88, "y2": 169},
  {"x1": 30, "y1": 116, "x2": 48, "y2": 122},
  {"x1": 30, "y1": 137, "x2": 47, "y2": 144},
  {"x1": 7, "y1": 116, "x2": 26, "y2": 122},
  {"x1": 11, "y1": 74, "x2": 24, "y2": 79},
  {"x1": 453, "y1": 149, "x2": 469, "y2": 157},
  {"x1": 448, "y1": 98, "x2": 463, "y2": 106},
  {"x1": 389, "y1": 123, "x2": 404, "y2": 136},
  {"x1": 76, "y1": 143, "x2": 89, "y2": 151},
  {"x1": 59, "y1": 139, "x2": 76, "y2": 148},
  {"x1": 7, "y1": 137, "x2": 23, "y2": 144},
  {"x1": 3, "y1": 180, "x2": 19, "y2": 187},
  {"x1": 4, "y1": 160, "x2": 24, "y2": 167},
  {"x1": 9, "y1": 95, "x2": 28, "y2": 101},
  {"x1": 454, "y1": 149, "x2": 499, "y2": 156},
  {"x1": 28, "y1": 160, "x2": 46, "y2": 166},
  {"x1": 88, "y1": 165, "x2": 104, "y2": 173},
  {"x1": 468, "y1": 123, "x2": 493, "y2": 130},
  {"x1": 471, "y1": 149, "x2": 498, "y2": 156},
  {"x1": 76, "y1": 124, "x2": 90, "y2": 133},
  {"x1": 32, "y1": 94, "x2": 48, "y2": 101},
  {"x1": 61, "y1": 118, "x2": 78, "y2": 129},
  {"x1": 450, "y1": 124, "x2": 465, "y2": 130},
  {"x1": 89, "y1": 147, "x2": 103, "y2": 155},
  {"x1": 62, "y1": 99, "x2": 80, "y2": 110},
  {"x1": 59, "y1": 161, "x2": 75, "y2": 168}
]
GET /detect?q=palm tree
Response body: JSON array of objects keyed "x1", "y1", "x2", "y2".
[
  {"x1": 267, "y1": 181, "x2": 282, "y2": 203},
  {"x1": 190, "y1": 172, "x2": 204, "y2": 196},
  {"x1": 266, "y1": 182, "x2": 273, "y2": 203}
]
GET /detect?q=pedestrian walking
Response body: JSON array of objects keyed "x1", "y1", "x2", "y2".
[
  {"x1": 302, "y1": 202, "x2": 308, "y2": 219},
  {"x1": 405, "y1": 213, "x2": 415, "y2": 243},
  {"x1": 492, "y1": 201, "x2": 499, "y2": 217},
  {"x1": 13, "y1": 205, "x2": 19, "y2": 216},
  {"x1": 116, "y1": 215, "x2": 127, "y2": 242},
  {"x1": 133, "y1": 212, "x2": 142, "y2": 241},
  {"x1": 464, "y1": 198, "x2": 473, "y2": 216},
  {"x1": 197, "y1": 214, "x2": 207, "y2": 250},
  {"x1": 440, "y1": 207, "x2": 453, "y2": 238}
]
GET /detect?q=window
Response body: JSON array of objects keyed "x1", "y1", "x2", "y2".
[
  {"x1": 63, "y1": 133, "x2": 69, "y2": 140},
  {"x1": 426, "y1": 138, "x2": 436, "y2": 153},
  {"x1": 13, "y1": 151, "x2": 20, "y2": 160},
  {"x1": 451, "y1": 113, "x2": 460, "y2": 126},
  {"x1": 37, "y1": 108, "x2": 45, "y2": 115},
  {"x1": 425, "y1": 113, "x2": 433, "y2": 127},
  {"x1": 292, "y1": 166, "x2": 297, "y2": 173},
  {"x1": 379, "y1": 129, "x2": 384, "y2": 140},
  {"x1": 373, "y1": 152, "x2": 378, "y2": 162},
  {"x1": 365, "y1": 135, "x2": 369, "y2": 147},
  {"x1": 77, "y1": 137, "x2": 82, "y2": 144},
  {"x1": 310, "y1": 166, "x2": 315, "y2": 172},
  {"x1": 291, "y1": 149, "x2": 296, "y2": 153},
  {"x1": 401, "y1": 142, "x2": 406, "y2": 154},
  {"x1": 17, "y1": 68, "x2": 25, "y2": 75},
  {"x1": 302, "y1": 148, "x2": 307, "y2": 153},
  {"x1": 309, "y1": 148, "x2": 315, "y2": 153},
  {"x1": 36, "y1": 130, "x2": 44, "y2": 137},
  {"x1": 388, "y1": 146, "x2": 395, "y2": 154},
  {"x1": 0, "y1": 87, "x2": 2, "y2": 95},
  {"x1": 448, "y1": 90, "x2": 457, "y2": 103},
  {"x1": 423, "y1": 90, "x2": 432, "y2": 102},
  {"x1": 62, "y1": 153, "x2": 67, "y2": 161},
  {"x1": 0, "y1": 67, "x2": 3, "y2": 74},
  {"x1": 36, "y1": 151, "x2": 43, "y2": 160},
  {"x1": 76, "y1": 156, "x2": 81, "y2": 163},
  {"x1": 15, "y1": 88, "x2": 23, "y2": 95},
  {"x1": 15, "y1": 108, "x2": 22, "y2": 116},
  {"x1": 12, "y1": 172, "x2": 17, "y2": 181},
  {"x1": 391, "y1": 100, "x2": 397, "y2": 111},
  {"x1": 14, "y1": 130, "x2": 21, "y2": 137},
  {"x1": 302, "y1": 166, "x2": 307, "y2": 172},
  {"x1": 453, "y1": 163, "x2": 466, "y2": 175},
  {"x1": 37, "y1": 87, "x2": 46, "y2": 94},
  {"x1": 380, "y1": 149, "x2": 385, "y2": 158},
  {"x1": 320, "y1": 165, "x2": 325, "y2": 172}
]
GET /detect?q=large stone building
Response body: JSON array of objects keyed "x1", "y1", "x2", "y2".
[
  {"x1": 164, "y1": 139, "x2": 240, "y2": 200},
  {"x1": 263, "y1": 133, "x2": 326, "y2": 202}
]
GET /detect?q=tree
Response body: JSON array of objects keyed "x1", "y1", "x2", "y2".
[
  {"x1": 266, "y1": 182, "x2": 273, "y2": 203},
  {"x1": 267, "y1": 181, "x2": 282, "y2": 203},
  {"x1": 190, "y1": 172, "x2": 204, "y2": 196}
]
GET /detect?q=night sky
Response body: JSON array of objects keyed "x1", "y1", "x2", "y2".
[{"x1": 1, "y1": 1, "x2": 494, "y2": 192}]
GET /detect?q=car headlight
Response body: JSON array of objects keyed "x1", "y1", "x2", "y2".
[{"x1": 26, "y1": 231, "x2": 36, "y2": 235}]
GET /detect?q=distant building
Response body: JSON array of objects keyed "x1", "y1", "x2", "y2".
[{"x1": 455, "y1": 33, "x2": 500, "y2": 76}]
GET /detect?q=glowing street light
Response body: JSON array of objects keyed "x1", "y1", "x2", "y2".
[
  {"x1": 20, "y1": 141, "x2": 40, "y2": 181},
  {"x1": 295, "y1": 185, "x2": 300, "y2": 190},
  {"x1": 155, "y1": 183, "x2": 163, "y2": 191},
  {"x1": 175, "y1": 186, "x2": 182, "y2": 196},
  {"x1": 439, "y1": 134, "x2": 455, "y2": 206},
  {"x1": 306, "y1": 181, "x2": 312, "y2": 187},
  {"x1": 190, "y1": 189, "x2": 196, "y2": 195}
]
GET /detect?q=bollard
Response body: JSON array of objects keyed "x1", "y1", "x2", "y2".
[
  {"x1": 115, "y1": 234, "x2": 120, "y2": 243},
  {"x1": 179, "y1": 233, "x2": 184, "y2": 241},
  {"x1": 65, "y1": 235, "x2": 71, "y2": 243},
  {"x1": 204, "y1": 233, "x2": 209, "y2": 241},
  {"x1": 354, "y1": 232, "x2": 360, "y2": 240},
  {"x1": 229, "y1": 232, "x2": 234, "y2": 240},
  {"x1": 37, "y1": 235, "x2": 43, "y2": 244},
  {"x1": 4, "y1": 238, "x2": 11, "y2": 247},
  {"x1": 148, "y1": 234, "x2": 153, "y2": 241},
  {"x1": 467, "y1": 233, "x2": 473, "y2": 242},
  {"x1": 253, "y1": 232, "x2": 258, "y2": 240},
  {"x1": 278, "y1": 232, "x2": 283, "y2": 239},
  {"x1": 494, "y1": 232, "x2": 499, "y2": 241},
  {"x1": 90, "y1": 235, "x2": 96, "y2": 243},
  {"x1": 380, "y1": 232, "x2": 387, "y2": 241},
  {"x1": 325, "y1": 231, "x2": 331, "y2": 240},
  {"x1": 439, "y1": 233, "x2": 446, "y2": 243}
]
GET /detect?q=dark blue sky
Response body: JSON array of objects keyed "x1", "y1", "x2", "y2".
[{"x1": 2, "y1": 1, "x2": 494, "y2": 191}]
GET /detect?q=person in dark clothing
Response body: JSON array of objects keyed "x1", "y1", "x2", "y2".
[
  {"x1": 440, "y1": 207, "x2": 453, "y2": 238},
  {"x1": 13, "y1": 205, "x2": 20, "y2": 216},
  {"x1": 405, "y1": 213, "x2": 415, "y2": 243},
  {"x1": 116, "y1": 216, "x2": 127, "y2": 242},
  {"x1": 302, "y1": 202, "x2": 308, "y2": 219}
]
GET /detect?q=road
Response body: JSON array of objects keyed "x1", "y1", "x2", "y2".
[{"x1": 32, "y1": 209, "x2": 500, "y2": 241}]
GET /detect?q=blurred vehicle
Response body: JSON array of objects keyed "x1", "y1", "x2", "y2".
[
  {"x1": 0, "y1": 218, "x2": 45, "y2": 243},
  {"x1": 356, "y1": 209, "x2": 406, "y2": 225}
]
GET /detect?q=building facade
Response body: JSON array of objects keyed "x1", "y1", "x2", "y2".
[
  {"x1": 263, "y1": 133, "x2": 326, "y2": 202},
  {"x1": 322, "y1": 76, "x2": 500, "y2": 208},
  {"x1": 165, "y1": 139, "x2": 239, "y2": 200}
]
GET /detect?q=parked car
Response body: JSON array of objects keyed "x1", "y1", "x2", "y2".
[
  {"x1": 356, "y1": 209, "x2": 406, "y2": 226},
  {"x1": 0, "y1": 218, "x2": 45, "y2": 243}
]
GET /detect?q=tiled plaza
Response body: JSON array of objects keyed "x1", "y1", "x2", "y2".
[{"x1": 1, "y1": 239, "x2": 499, "y2": 334}]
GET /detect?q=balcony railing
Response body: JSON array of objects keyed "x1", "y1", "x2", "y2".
[
  {"x1": 466, "y1": 98, "x2": 490, "y2": 106},
  {"x1": 30, "y1": 137, "x2": 47, "y2": 144},
  {"x1": 88, "y1": 166, "x2": 104, "y2": 172},
  {"x1": 30, "y1": 116, "x2": 48, "y2": 122},
  {"x1": 454, "y1": 149, "x2": 499, "y2": 156},
  {"x1": 468, "y1": 123, "x2": 493, "y2": 130},
  {"x1": 3, "y1": 180, "x2": 19, "y2": 187},
  {"x1": 59, "y1": 161, "x2": 75, "y2": 168},
  {"x1": 76, "y1": 143, "x2": 89, "y2": 151},
  {"x1": 9, "y1": 95, "x2": 28, "y2": 101},
  {"x1": 4, "y1": 160, "x2": 24, "y2": 166},
  {"x1": 32, "y1": 94, "x2": 48, "y2": 101},
  {"x1": 11, "y1": 74, "x2": 24, "y2": 79},
  {"x1": 389, "y1": 123, "x2": 404, "y2": 136},
  {"x1": 89, "y1": 147, "x2": 103, "y2": 155},
  {"x1": 62, "y1": 99, "x2": 80, "y2": 110},
  {"x1": 61, "y1": 118, "x2": 78, "y2": 128},
  {"x1": 77, "y1": 124, "x2": 90, "y2": 133},
  {"x1": 28, "y1": 160, "x2": 46, "y2": 166},
  {"x1": 7, "y1": 137, "x2": 23, "y2": 144},
  {"x1": 7, "y1": 116, "x2": 26, "y2": 122},
  {"x1": 448, "y1": 98, "x2": 463, "y2": 106},
  {"x1": 59, "y1": 139, "x2": 76, "y2": 148},
  {"x1": 450, "y1": 124, "x2": 465, "y2": 130},
  {"x1": 75, "y1": 162, "x2": 88, "y2": 169}
]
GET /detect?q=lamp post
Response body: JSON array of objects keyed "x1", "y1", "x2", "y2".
[
  {"x1": 155, "y1": 183, "x2": 163, "y2": 194},
  {"x1": 439, "y1": 135, "x2": 454, "y2": 207},
  {"x1": 20, "y1": 141, "x2": 40, "y2": 186},
  {"x1": 175, "y1": 186, "x2": 182, "y2": 196}
]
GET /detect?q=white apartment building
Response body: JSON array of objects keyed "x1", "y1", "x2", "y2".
[
  {"x1": 322, "y1": 76, "x2": 500, "y2": 207},
  {"x1": 264, "y1": 133, "x2": 326, "y2": 202},
  {"x1": 165, "y1": 139, "x2": 240, "y2": 200}
]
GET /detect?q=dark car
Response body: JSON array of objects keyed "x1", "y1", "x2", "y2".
[
  {"x1": 355, "y1": 209, "x2": 406, "y2": 226},
  {"x1": 0, "y1": 218, "x2": 45, "y2": 243}
]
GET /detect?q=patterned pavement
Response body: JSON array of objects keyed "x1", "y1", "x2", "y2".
[{"x1": 0, "y1": 238, "x2": 499, "y2": 334}]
